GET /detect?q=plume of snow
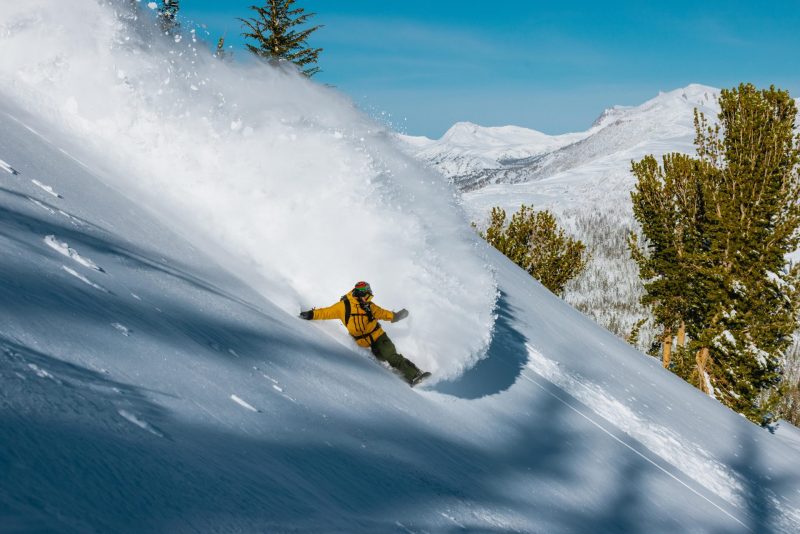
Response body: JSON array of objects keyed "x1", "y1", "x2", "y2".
[{"x1": 0, "y1": 0, "x2": 497, "y2": 378}]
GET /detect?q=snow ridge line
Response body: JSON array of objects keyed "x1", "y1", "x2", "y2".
[
  {"x1": 518, "y1": 370, "x2": 751, "y2": 531},
  {"x1": 525, "y1": 344, "x2": 742, "y2": 503}
]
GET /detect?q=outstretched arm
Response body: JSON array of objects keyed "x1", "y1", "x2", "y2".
[
  {"x1": 299, "y1": 301, "x2": 344, "y2": 321},
  {"x1": 371, "y1": 303, "x2": 408, "y2": 322},
  {"x1": 369, "y1": 302, "x2": 395, "y2": 321}
]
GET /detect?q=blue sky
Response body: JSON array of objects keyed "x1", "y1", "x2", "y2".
[{"x1": 178, "y1": 0, "x2": 800, "y2": 138}]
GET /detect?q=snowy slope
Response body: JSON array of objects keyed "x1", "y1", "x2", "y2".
[
  {"x1": 2, "y1": 2, "x2": 800, "y2": 533},
  {"x1": 4, "y1": 103, "x2": 800, "y2": 533}
]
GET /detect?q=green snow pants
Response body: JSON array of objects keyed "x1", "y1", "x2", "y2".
[{"x1": 370, "y1": 333, "x2": 420, "y2": 383}]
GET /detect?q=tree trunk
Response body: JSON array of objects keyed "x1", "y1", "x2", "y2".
[
  {"x1": 696, "y1": 347, "x2": 711, "y2": 394},
  {"x1": 662, "y1": 327, "x2": 672, "y2": 368},
  {"x1": 677, "y1": 321, "x2": 686, "y2": 348}
]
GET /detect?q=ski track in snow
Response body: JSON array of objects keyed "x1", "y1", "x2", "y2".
[
  {"x1": 61, "y1": 265, "x2": 108, "y2": 292},
  {"x1": 0, "y1": 158, "x2": 19, "y2": 175},
  {"x1": 45, "y1": 235, "x2": 104, "y2": 271},
  {"x1": 524, "y1": 344, "x2": 744, "y2": 507},
  {"x1": 31, "y1": 179, "x2": 62, "y2": 198},
  {"x1": 57, "y1": 147, "x2": 91, "y2": 170},
  {"x1": 118, "y1": 410, "x2": 163, "y2": 437},
  {"x1": 230, "y1": 394, "x2": 258, "y2": 412},
  {"x1": 518, "y1": 369, "x2": 752, "y2": 531}
]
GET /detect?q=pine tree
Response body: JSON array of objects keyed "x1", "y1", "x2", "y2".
[
  {"x1": 240, "y1": 1, "x2": 323, "y2": 77},
  {"x1": 479, "y1": 205, "x2": 589, "y2": 296},
  {"x1": 631, "y1": 84, "x2": 800, "y2": 424},
  {"x1": 692, "y1": 85, "x2": 800, "y2": 423},
  {"x1": 630, "y1": 153, "x2": 707, "y2": 367},
  {"x1": 627, "y1": 318, "x2": 648, "y2": 346},
  {"x1": 158, "y1": 0, "x2": 180, "y2": 35}
]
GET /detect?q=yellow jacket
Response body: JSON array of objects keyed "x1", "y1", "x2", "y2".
[{"x1": 311, "y1": 291, "x2": 395, "y2": 347}]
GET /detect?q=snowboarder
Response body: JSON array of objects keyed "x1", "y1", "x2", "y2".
[{"x1": 299, "y1": 281, "x2": 430, "y2": 386}]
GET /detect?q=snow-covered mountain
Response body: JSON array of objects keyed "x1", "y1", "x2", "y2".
[
  {"x1": 2, "y1": 2, "x2": 800, "y2": 532},
  {"x1": 400, "y1": 84, "x2": 719, "y2": 193},
  {"x1": 398, "y1": 85, "x2": 725, "y2": 346},
  {"x1": 402, "y1": 86, "x2": 800, "y2": 351},
  {"x1": 402, "y1": 122, "x2": 588, "y2": 187}
]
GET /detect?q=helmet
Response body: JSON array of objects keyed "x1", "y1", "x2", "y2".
[{"x1": 353, "y1": 281, "x2": 372, "y2": 297}]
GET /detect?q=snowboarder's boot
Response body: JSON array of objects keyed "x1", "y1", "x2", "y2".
[
  {"x1": 409, "y1": 370, "x2": 431, "y2": 387},
  {"x1": 371, "y1": 333, "x2": 426, "y2": 385}
]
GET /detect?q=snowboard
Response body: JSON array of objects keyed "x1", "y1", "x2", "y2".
[{"x1": 410, "y1": 371, "x2": 431, "y2": 388}]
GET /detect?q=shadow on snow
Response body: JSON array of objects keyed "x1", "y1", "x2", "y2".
[{"x1": 432, "y1": 291, "x2": 528, "y2": 400}]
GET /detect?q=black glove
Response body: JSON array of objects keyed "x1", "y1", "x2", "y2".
[
  {"x1": 392, "y1": 309, "x2": 408, "y2": 323},
  {"x1": 299, "y1": 310, "x2": 313, "y2": 320}
]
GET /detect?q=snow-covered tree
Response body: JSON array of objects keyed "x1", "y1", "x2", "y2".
[{"x1": 239, "y1": 0, "x2": 323, "y2": 77}]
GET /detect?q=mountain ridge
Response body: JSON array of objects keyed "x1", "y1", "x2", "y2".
[{"x1": 399, "y1": 84, "x2": 721, "y2": 191}]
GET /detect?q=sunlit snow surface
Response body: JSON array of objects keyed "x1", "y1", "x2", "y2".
[{"x1": 1, "y1": 2, "x2": 800, "y2": 533}]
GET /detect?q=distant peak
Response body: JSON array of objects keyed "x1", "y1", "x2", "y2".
[
  {"x1": 439, "y1": 122, "x2": 482, "y2": 143},
  {"x1": 653, "y1": 84, "x2": 720, "y2": 106},
  {"x1": 591, "y1": 105, "x2": 630, "y2": 128},
  {"x1": 443, "y1": 121, "x2": 480, "y2": 134},
  {"x1": 439, "y1": 121, "x2": 551, "y2": 144},
  {"x1": 590, "y1": 84, "x2": 721, "y2": 129}
]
